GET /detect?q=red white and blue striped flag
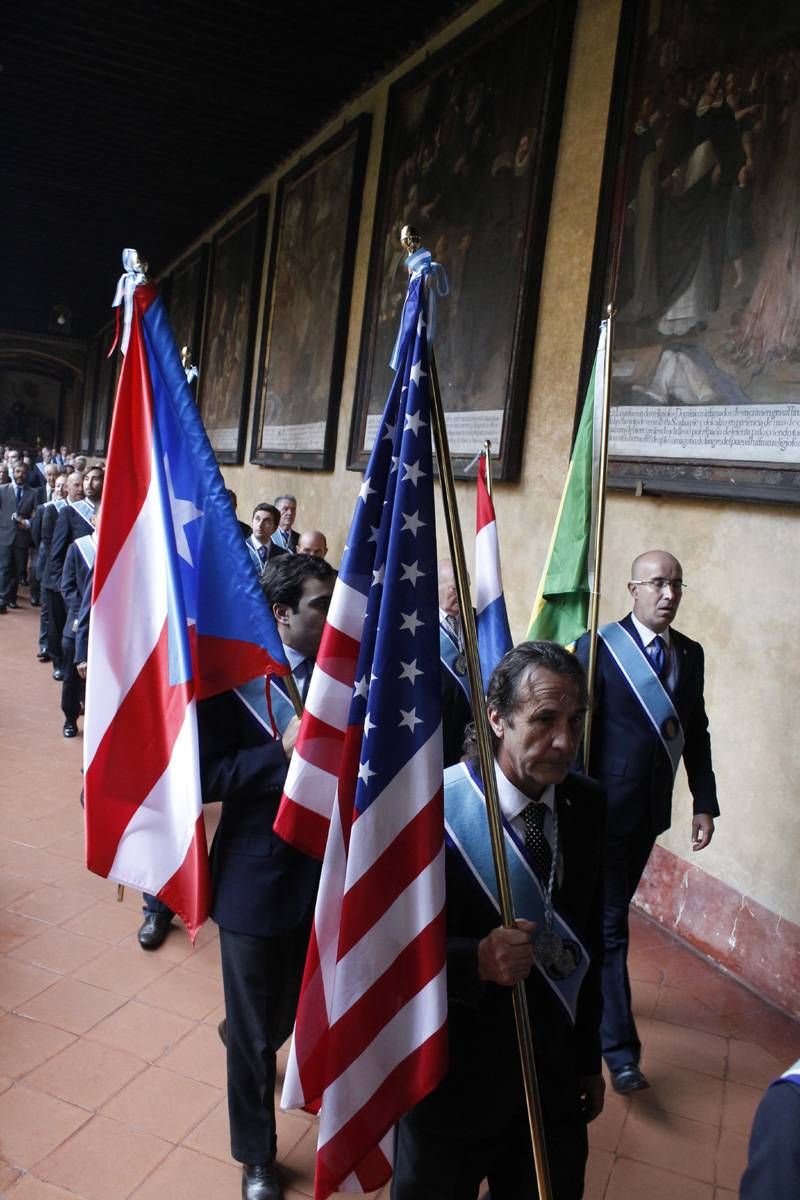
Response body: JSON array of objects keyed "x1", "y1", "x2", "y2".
[
  {"x1": 84, "y1": 276, "x2": 289, "y2": 938},
  {"x1": 475, "y1": 453, "x2": 513, "y2": 691},
  {"x1": 274, "y1": 251, "x2": 447, "y2": 1197}
]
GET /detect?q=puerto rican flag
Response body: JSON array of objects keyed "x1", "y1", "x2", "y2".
[
  {"x1": 274, "y1": 254, "x2": 447, "y2": 1196},
  {"x1": 475, "y1": 453, "x2": 512, "y2": 690},
  {"x1": 83, "y1": 281, "x2": 288, "y2": 939}
]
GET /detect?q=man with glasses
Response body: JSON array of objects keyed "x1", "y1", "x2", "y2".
[{"x1": 576, "y1": 549, "x2": 718, "y2": 1096}]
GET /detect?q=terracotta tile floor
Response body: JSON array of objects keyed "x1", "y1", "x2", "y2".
[{"x1": 2, "y1": 596, "x2": 800, "y2": 1199}]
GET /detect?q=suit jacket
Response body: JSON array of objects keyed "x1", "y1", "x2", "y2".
[
  {"x1": 199, "y1": 680, "x2": 320, "y2": 938},
  {"x1": 271, "y1": 528, "x2": 299, "y2": 553},
  {"x1": 411, "y1": 769, "x2": 605, "y2": 1139},
  {"x1": 0, "y1": 483, "x2": 37, "y2": 548},
  {"x1": 245, "y1": 534, "x2": 287, "y2": 576},
  {"x1": 575, "y1": 614, "x2": 718, "y2": 837},
  {"x1": 61, "y1": 540, "x2": 93, "y2": 636},
  {"x1": 45, "y1": 503, "x2": 94, "y2": 590}
]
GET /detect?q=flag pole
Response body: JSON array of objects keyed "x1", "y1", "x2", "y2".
[
  {"x1": 401, "y1": 226, "x2": 553, "y2": 1200},
  {"x1": 582, "y1": 305, "x2": 615, "y2": 771},
  {"x1": 284, "y1": 673, "x2": 304, "y2": 720},
  {"x1": 483, "y1": 439, "x2": 493, "y2": 500}
]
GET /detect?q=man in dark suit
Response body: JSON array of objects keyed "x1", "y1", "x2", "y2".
[
  {"x1": 393, "y1": 642, "x2": 606, "y2": 1200},
  {"x1": 271, "y1": 493, "x2": 300, "y2": 553},
  {"x1": 31, "y1": 472, "x2": 68, "y2": 659},
  {"x1": 0, "y1": 464, "x2": 39, "y2": 613},
  {"x1": 246, "y1": 503, "x2": 287, "y2": 577},
  {"x1": 60, "y1": 526, "x2": 96, "y2": 737},
  {"x1": 575, "y1": 549, "x2": 718, "y2": 1096},
  {"x1": 200, "y1": 553, "x2": 335, "y2": 1200},
  {"x1": 46, "y1": 467, "x2": 103, "y2": 677}
]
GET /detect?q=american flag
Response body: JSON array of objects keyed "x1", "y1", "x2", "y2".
[
  {"x1": 475, "y1": 452, "x2": 512, "y2": 690},
  {"x1": 84, "y1": 278, "x2": 288, "y2": 938},
  {"x1": 274, "y1": 259, "x2": 447, "y2": 1197}
]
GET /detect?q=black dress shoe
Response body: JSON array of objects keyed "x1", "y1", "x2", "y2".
[
  {"x1": 610, "y1": 1063, "x2": 649, "y2": 1094},
  {"x1": 52, "y1": 668, "x2": 65, "y2": 681},
  {"x1": 37, "y1": 651, "x2": 51, "y2": 662},
  {"x1": 137, "y1": 911, "x2": 173, "y2": 950},
  {"x1": 242, "y1": 1163, "x2": 283, "y2": 1200},
  {"x1": 63, "y1": 722, "x2": 78, "y2": 739},
  {"x1": 218, "y1": 1018, "x2": 228, "y2": 1047},
  {"x1": 30, "y1": 597, "x2": 40, "y2": 607},
  {"x1": 8, "y1": 600, "x2": 18, "y2": 609}
]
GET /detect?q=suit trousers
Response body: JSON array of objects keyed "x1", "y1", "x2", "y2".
[
  {"x1": 601, "y1": 822, "x2": 656, "y2": 1071},
  {"x1": 0, "y1": 543, "x2": 13, "y2": 606},
  {"x1": 60, "y1": 634, "x2": 85, "y2": 723},
  {"x1": 142, "y1": 893, "x2": 174, "y2": 918},
  {"x1": 45, "y1": 588, "x2": 66, "y2": 666},
  {"x1": 392, "y1": 1103, "x2": 587, "y2": 1200},
  {"x1": 219, "y1": 914, "x2": 312, "y2": 1164}
]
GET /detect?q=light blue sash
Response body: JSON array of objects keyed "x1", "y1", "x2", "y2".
[
  {"x1": 443, "y1": 762, "x2": 590, "y2": 1025},
  {"x1": 776, "y1": 1059, "x2": 800, "y2": 1089},
  {"x1": 598, "y1": 622, "x2": 684, "y2": 776},
  {"x1": 49, "y1": 498, "x2": 67, "y2": 512},
  {"x1": 70, "y1": 498, "x2": 95, "y2": 529},
  {"x1": 75, "y1": 534, "x2": 96, "y2": 569},
  {"x1": 234, "y1": 672, "x2": 299, "y2": 738},
  {"x1": 440, "y1": 622, "x2": 471, "y2": 703},
  {"x1": 246, "y1": 536, "x2": 266, "y2": 576}
]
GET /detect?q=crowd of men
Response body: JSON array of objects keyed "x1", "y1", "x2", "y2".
[{"x1": 8, "y1": 445, "x2": 791, "y2": 1199}]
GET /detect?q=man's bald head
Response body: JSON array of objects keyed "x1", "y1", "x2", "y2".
[
  {"x1": 297, "y1": 530, "x2": 328, "y2": 559},
  {"x1": 628, "y1": 549, "x2": 684, "y2": 633}
]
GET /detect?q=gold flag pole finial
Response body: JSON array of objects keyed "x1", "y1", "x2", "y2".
[{"x1": 405, "y1": 225, "x2": 553, "y2": 1200}]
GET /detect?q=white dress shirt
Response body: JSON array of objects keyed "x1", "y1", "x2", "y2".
[
  {"x1": 493, "y1": 759, "x2": 562, "y2": 884},
  {"x1": 630, "y1": 613, "x2": 677, "y2": 692}
]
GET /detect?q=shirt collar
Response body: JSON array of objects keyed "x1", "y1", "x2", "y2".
[
  {"x1": 284, "y1": 644, "x2": 306, "y2": 672},
  {"x1": 493, "y1": 758, "x2": 555, "y2": 823},
  {"x1": 631, "y1": 612, "x2": 670, "y2": 648}
]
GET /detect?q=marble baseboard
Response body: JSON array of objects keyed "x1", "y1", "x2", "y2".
[{"x1": 633, "y1": 844, "x2": 800, "y2": 1019}]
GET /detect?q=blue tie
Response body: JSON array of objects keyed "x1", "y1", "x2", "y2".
[
  {"x1": 648, "y1": 635, "x2": 665, "y2": 678},
  {"x1": 258, "y1": 544, "x2": 267, "y2": 563},
  {"x1": 15, "y1": 487, "x2": 22, "y2": 507}
]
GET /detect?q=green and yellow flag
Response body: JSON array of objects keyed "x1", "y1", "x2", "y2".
[{"x1": 526, "y1": 323, "x2": 607, "y2": 647}]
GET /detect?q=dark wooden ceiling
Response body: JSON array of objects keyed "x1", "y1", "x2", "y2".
[{"x1": 3, "y1": 0, "x2": 466, "y2": 340}]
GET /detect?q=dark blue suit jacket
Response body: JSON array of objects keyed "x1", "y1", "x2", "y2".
[
  {"x1": 576, "y1": 614, "x2": 718, "y2": 837},
  {"x1": 198, "y1": 686, "x2": 320, "y2": 938},
  {"x1": 61, "y1": 540, "x2": 93, "y2": 637},
  {"x1": 412, "y1": 770, "x2": 605, "y2": 1139},
  {"x1": 46, "y1": 504, "x2": 94, "y2": 590}
]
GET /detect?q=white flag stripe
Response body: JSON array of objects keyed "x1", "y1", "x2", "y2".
[
  {"x1": 331, "y1": 849, "x2": 445, "y2": 1022},
  {"x1": 475, "y1": 521, "x2": 502, "y2": 613},
  {"x1": 304, "y1": 670, "x2": 353, "y2": 733},
  {"x1": 325, "y1": 578, "x2": 369, "y2": 642},
  {"x1": 107, "y1": 700, "x2": 201, "y2": 889},
  {"x1": 282, "y1": 753, "x2": 338, "y2": 818},
  {"x1": 344, "y1": 728, "x2": 442, "y2": 888},
  {"x1": 317, "y1": 967, "x2": 447, "y2": 1146},
  {"x1": 85, "y1": 452, "x2": 167, "y2": 764}
]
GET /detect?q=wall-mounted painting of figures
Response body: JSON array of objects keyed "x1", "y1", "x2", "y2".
[
  {"x1": 586, "y1": 0, "x2": 800, "y2": 502},
  {"x1": 348, "y1": 0, "x2": 577, "y2": 481},
  {"x1": 92, "y1": 324, "x2": 118, "y2": 456},
  {"x1": 251, "y1": 115, "x2": 371, "y2": 471},
  {"x1": 197, "y1": 198, "x2": 268, "y2": 463},
  {"x1": 164, "y1": 243, "x2": 209, "y2": 382}
]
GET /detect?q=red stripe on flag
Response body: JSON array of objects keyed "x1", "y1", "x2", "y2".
[
  {"x1": 337, "y1": 792, "x2": 443, "y2": 958},
  {"x1": 294, "y1": 711, "x2": 350, "y2": 777},
  {"x1": 476, "y1": 455, "x2": 495, "y2": 535},
  {"x1": 85, "y1": 622, "x2": 193, "y2": 876},
  {"x1": 313, "y1": 1028, "x2": 448, "y2": 1200},
  {"x1": 273, "y1": 798, "x2": 330, "y2": 860},
  {"x1": 315, "y1": 626, "x2": 361, "y2": 688},
  {"x1": 93, "y1": 298, "x2": 154, "y2": 597},
  {"x1": 297, "y1": 916, "x2": 445, "y2": 1104},
  {"x1": 157, "y1": 813, "x2": 210, "y2": 941},
  {"x1": 188, "y1": 628, "x2": 284, "y2": 700}
]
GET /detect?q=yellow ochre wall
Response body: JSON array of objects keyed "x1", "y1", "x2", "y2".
[{"x1": 180, "y1": 0, "x2": 798, "y2": 931}]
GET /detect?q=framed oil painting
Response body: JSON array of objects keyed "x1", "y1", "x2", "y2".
[
  {"x1": 79, "y1": 337, "x2": 100, "y2": 452},
  {"x1": 348, "y1": 0, "x2": 576, "y2": 481},
  {"x1": 582, "y1": 0, "x2": 800, "y2": 503},
  {"x1": 197, "y1": 197, "x2": 268, "y2": 463},
  {"x1": 164, "y1": 242, "x2": 209, "y2": 377},
  {"x1": 92, "y1": 324, "x2": 118, "y2": 457},
  {"x1": 251, "y1": 115, "x2": 371, "y2": 470}
]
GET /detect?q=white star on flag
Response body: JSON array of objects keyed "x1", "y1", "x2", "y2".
[
  {"x1": 163, "y1": 454, "x2": 203, "y2": 565},
  {"x1": 353, "y1": 675, "x2": 369, "y2": 700},
  {"x1": 409, "y1": 360, "x2": 426, "y2": 388},
  {"x1": 368, "y1": 525, "x2": 380, "y2": 544},
  {"x1": 398, "y1": 707, "x2": 423, "y2": 732},
  {"x1": 400, "y1": 560, "x2": 424, "y2": 586},
  {"x1": 372, "y1": 563, "x2": 386, "y2": 587},
  {"x1": 401, "y1": 510, "x2": 425, "y2": 536},
  {"x1": 417, "y1": 310, "x2": 426, "y2": 336},
  {"x1": 399, "y1": 659, "x2": 422, "y2": 683},
  {"x1": 382, "y1": 422, "x2": 396, "y2": 442},
  {"x1": 402, "y1": 459, "x2": 425, "y2": 486},
  {"x1": 358, "y1": 759, "x2": 377, "y2": 784},
  {"x1": 400, "y1": 610, "x2": 423, "y2": 635},
  {"x1": 359, "y1": 476, "x2": 376, "y2": 503},
  {"x1": 404, "y1": 408, "x2": 426, "y2": 435},
  {"x1": 363, "y1": 711, "x2": 376, "y2": 736}
]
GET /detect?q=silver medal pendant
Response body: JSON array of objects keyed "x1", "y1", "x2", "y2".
[
  {"x1": 535, "y1": 928, "x2": 581, "y2": 980},
  {"x1": 454, "y1": 653, "x2": 467, "y2": 675}
]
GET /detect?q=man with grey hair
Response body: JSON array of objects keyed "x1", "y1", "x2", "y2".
[{"x1": 271, "y1": 493, "x2": 299, "y2": 553}]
